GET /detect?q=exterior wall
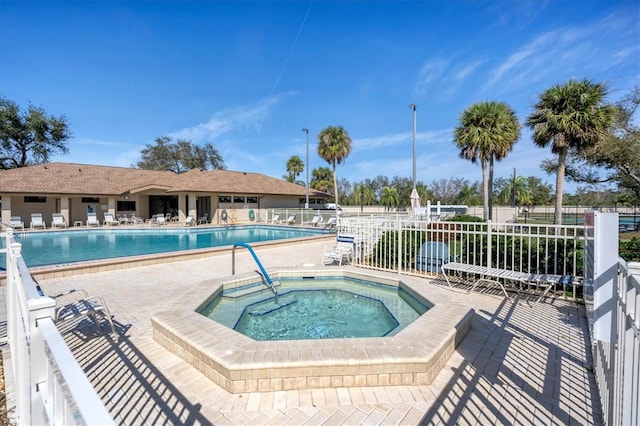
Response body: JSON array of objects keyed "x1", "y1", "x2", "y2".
[{"x1": 1, "y1": 194, "x2": 58, "y2": 228}]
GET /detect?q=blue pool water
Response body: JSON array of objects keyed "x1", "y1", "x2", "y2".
[
  {"x1": 199, "y1": 276, "x2": 430, "y2": 340},
  {"x1": 2, "y1": 226, "x2": 324, "y2": 268}
]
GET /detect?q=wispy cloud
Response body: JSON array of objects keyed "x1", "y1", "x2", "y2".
[
  {"x1": 169, "y1": 96, "x2": 284, "y2": 143},
  {"x1": 414, "y1": 59, "x2": 449, "y2": 97}
]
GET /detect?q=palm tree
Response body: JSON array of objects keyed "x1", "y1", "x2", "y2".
[
  {"x1": 501, "y1": 175, "x2": 532, "y2": 206},
  {"x1": 354, "y1": 182, "x2": 376, "y2": 211},
  {"x1": 317, "y1": 126, "x2": 352, "y2": 206},
  {"x1": 456, "y1": 182, "x2": 481, "y2": 206},
  {"x1": 454, "y1": 102, "x2": 521, "y2": 220},
  {"x1": 379, "y1": 186, "x2": 399, "y2": 211},
  {"x1": 285, "y1": 155, "x2": 304, "y2": 183},
  {"x1": 526, "y1": 79, "x2": 614, "y2": 224},
  {"x1": 310, "y1": 166, "x2": 333, "y2": 193}
]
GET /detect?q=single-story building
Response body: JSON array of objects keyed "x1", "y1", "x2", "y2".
[{"x1": 0, "y1": 162, "x2": 330, "y2": 227}]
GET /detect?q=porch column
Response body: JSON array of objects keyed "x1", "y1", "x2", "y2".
[
  {"x1": 60, "y1": 196, "x2": 70, "y2": 224},
  {"x1": 1, "y1": 194, "x2": 11, "y2": 225},
  {"x1": 177, "y1": 194, "x2": 187, "y2": 222},
  {"x1": 108, "y1": 197, "x2": 116, "y2": 216},
  {"x1": 188, "y1": 193, "x2": 197, "y2": 219}
]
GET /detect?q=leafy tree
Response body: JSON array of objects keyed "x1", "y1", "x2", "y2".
[
  {"x1": 353, "y1": 182, "x2": 376, "y2": 209},
  {"x1": 526, "y1": 79, "x2": 614, "y2": 224},
  {"x1": 0, "y1": 96, "x2": 71, "y2": 169},
  {"x1": 431, "y1": 177, "x2": 468, "y2": 204},
  {"x1": 285, "y1": 155, "x2": 304, "y2": 183},
  {"x1": 317, "y1": 126, "x2": 352, "y2": 206},
  {"x1": 379, "y1": 186, "x2": 399, "y2": 211},
  {"x1": 455, "y1": 180, "x2": 481, "y2": 206},
  {"x1": 454, "y1": 101, "x2": 521, "y2": 220},
  {"x1": 337, "y1": 178, "x2": 352, "y2": 204},
  {"x1": 136, "y1": 136, "x2": 225, "y2": 173},
  {"x1": 525, "y1": 176, "x2": 553, "y2": 207},
  {"x1": 390, "y1": 176, "x2": 414, "y2": 207},
  {"x1": 310, "y1": 166, "x2": 333, "y2": 193},
  {"x1": 494, "y1": 175, "x2": 532, "y2": 206}
]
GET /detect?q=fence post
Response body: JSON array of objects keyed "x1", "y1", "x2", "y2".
[{"x1": 396, "y1": 215, "x2": 402, "y2": 274}]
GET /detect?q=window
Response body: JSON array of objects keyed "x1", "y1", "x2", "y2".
[
  {"x1": 233, "y1": 196, "x2": 245, "y2": 203},
  {"x1": 246, "y1": 196, "x2": 258, "y2": 204},
  {"x1": 81, "y1": 197, "x2": 100, "y2": 203},
  {"x1": 117, "y1": 201, "x2": 136, "y2": 211},
  {"x1": 219, "y1": 196, "x2": 231, "y2": 203},
  {"x1": 24, "y1": 196, "x2": 46, "y2": 203}
]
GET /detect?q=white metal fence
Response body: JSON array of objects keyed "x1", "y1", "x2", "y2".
[
  {"x1": 2, "y1": 228, "x2": 113, "y2": 425},
  {"x1": 337, "y1": 216, "x2": 584, "y2": 293}
]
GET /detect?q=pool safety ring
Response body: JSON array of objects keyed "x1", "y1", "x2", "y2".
[
  {"x1": 248, "y1": 209, "x2": 255, "y2": 221},
  {"x1": 221, "y1": 209, "x2": 228, "y2": 221}
]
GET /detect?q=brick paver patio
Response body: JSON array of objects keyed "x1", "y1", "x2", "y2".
[{"x1": 35, "y1": 240, "x2": 603, "y2": 425}]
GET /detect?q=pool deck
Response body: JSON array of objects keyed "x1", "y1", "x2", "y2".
[{"x1": 20, "y1": 240, "x2": 602, "y2": 425}]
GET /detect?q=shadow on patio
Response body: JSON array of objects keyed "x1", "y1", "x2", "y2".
[
  {"x1": 57, "y1": 317, "x2": 212, "y2": 426},
  {"x1": 419, "y1": 297, "x2": 603, "y2": 425}
]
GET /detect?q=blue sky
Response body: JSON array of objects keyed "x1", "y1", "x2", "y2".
[{"x1": 1, "y1": 1, "x2": 638, "y2": 194}]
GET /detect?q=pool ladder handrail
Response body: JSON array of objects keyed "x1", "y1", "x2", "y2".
[{"x1": 232, "y1": 243, "x2": 277, "y2": 295}]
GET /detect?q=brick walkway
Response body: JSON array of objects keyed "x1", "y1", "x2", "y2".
[{"x1": 36, "y1": 240, "x2": 603, "y2": 425}]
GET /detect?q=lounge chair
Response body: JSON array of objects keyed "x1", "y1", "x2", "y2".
[
  {"x1": 322, "y1": 234, "x2": 355, "y2": 265},
  {"x1": 53, "y1": 288, "x2": 117, "y2": 341},
  {"x1": 441, "y1": 262, "x2": 575, "y2": 304},
  {"x1": 304, "y1": 214, "x2": 323, "y2": 227},
  {"x1": 197, "y1": 213, "x2": 208, "y2": 225},
  {"x1": 285, "y1": 215, "x2": 296, "y2": 225},
  {"x1": 51, "y1": 213, "x2": 68, "y2": 229},
  {"x1": 155, "y1": 214, "x2": 166, "y2": 226},
  {"x1": 271, "y1": 213, "x2": 281, "y2": 224},
  {"x1": 9, "y1": 216, "x2": 24, "y2": 230},
  {"x1": 86, "y1": 212, "x2": 100, "y2": 227},
  {"x1": 117, "y1": 214, "x2": 129, "y2": 225},
  {"x1": 323, "y1": 216, "x2": 337, "y2": 230},
  {"x1": 183, "y1": 215, "x2": 195, "y2": 226},
  {"x1": 30, "y1": 213, "x2": 46, "y2": 230},
  {"x1": 103, "y1": 213, "x2": 120, "y2": 226}
]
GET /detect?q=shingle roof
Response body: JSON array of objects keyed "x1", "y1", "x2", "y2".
[{"x1": 0, "y1": 162, "x2": 328, "y2": 197}]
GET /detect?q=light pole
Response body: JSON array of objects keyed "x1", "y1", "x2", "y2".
[
  {"x1": 409, "y1": 104, "x2": 417, "y2": 190},
  {"x1": 302, "y1": 128, "x2": 309, "y2": 209}
]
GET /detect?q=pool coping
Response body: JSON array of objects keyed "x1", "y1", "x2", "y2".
[{"x1": 151, "y1": 267, "x2": 474, "y2": 393}]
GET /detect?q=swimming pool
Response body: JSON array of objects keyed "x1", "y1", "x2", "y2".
[
  {"x1": 3, "y1": 226, "x2": 325, "y2": 267},
  {"x1": 199, "y1": 276, "x2": 429, "y2": 340}
]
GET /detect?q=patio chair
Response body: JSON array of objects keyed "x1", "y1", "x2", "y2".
[
  {"x1": 285, "y1": 214, "x2": 296, "y2": 225},
  {"x1": 271, "y1": 213, "x2": 281, "y2": 224},
  {"x1": 197, "y1": 213, "x2": 209, "y2": 225},
  {"x1": 103, "y1": 213, "x2": 120, "y2": 226},
  {"x1": 304, "y1": 214, "x2": 323, "y2": 227},
  {"x1": 323, "y1": 216, "x2": 337, "y2": 230},
  {"x1": 154, "y1": 214, "x2": 167, "y2": 226},
  {"x1": 413, "y1": 241, "x2": 451, "y2": 273},
  {"x1": 53, "y1": 288, "x2": 117, "y2": 341},
  {"x1": 51, "y1": 213, "x2": 68, "y2": 229},
  {"x1": 322, "y1": 234, "x2": 355, "y2": 266},
  {"x1": 86, "y1": 212, "x2": 100, "y2": 227},
  {"x1": 9, "y1": 216, "x2": 24, "y2": 230},
  {"x1": 183, "y1": 215, "x2": 196, "y2": 226},
  {"x1": 30, "y1": 213, "x2": 46, "y2": 230}
]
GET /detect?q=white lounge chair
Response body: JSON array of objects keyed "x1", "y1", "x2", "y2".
[
  {"x1": 322, "y1": 234, "x2": 355, "y2": 265},
  {"x1": 285, "y1": 215, "x2": 296, "y2": 225},
  {"x1": 103, "y1": 213, "x2": 120, "y2": 226},
  {"x1": 183, "y1": 215, "x2": 195, "y2": 226},
  {"x1": 9, "y1": 216, "x2": 24, "y2": 230},
  {"x1": 53, "y1": 288, "x2": 117, "y2": 341},
  {"x1": 51, "y1": 213, "x2": 67, "y2": 228},
  {"x1": 323, "y1": 216, "x2": 337, "y2": 230},
  {"x1": 87, "y1": 212, "x2": 100, "y2": 227},
  {"x1": 304, "y1": 214, "x2": 323, "y2": 227},
  {"x1": 30, "y1": 213, "x2": 46, "y2": 230},
  {"x1": 271, "y1": 213, "x2": 281, "y2": 224}
]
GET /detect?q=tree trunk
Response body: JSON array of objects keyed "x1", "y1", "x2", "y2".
[
  {"x1": 555, "y1": 148, "x2": 567, "y2": 225},
  {"x1": 332, "y1": 162, "x2": 339, "y2": 211},
  {"x1": 482, "y1": 161, "x2": 488, "y2": 220},
  {"x1": 488, "y1": 157, "x2": 494, "y2": 221}
]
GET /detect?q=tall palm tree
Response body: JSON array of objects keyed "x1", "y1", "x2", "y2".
[
  {"x1": 285, "y1": 155, "x2": 304, "y2": 183},
  {"x1": 354, "y1": 182, "x2": 376, "y2": 210},
  {"x1": 317, "y1": 126, "x2": 352, "y2": 206},
  {"x1": 526, "y1": 79, "x2": 614, "y2": 224},
  {"x1": 454, "y1": 102, "x2": 521, "y2": 220},
  {"x1": 379, "y1": 186, "x2": 399, "y2": 211}
]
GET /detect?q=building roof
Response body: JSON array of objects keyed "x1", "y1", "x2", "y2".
[{"x1": 0, "y1": 162, "x2": 328, "y2": 197}]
